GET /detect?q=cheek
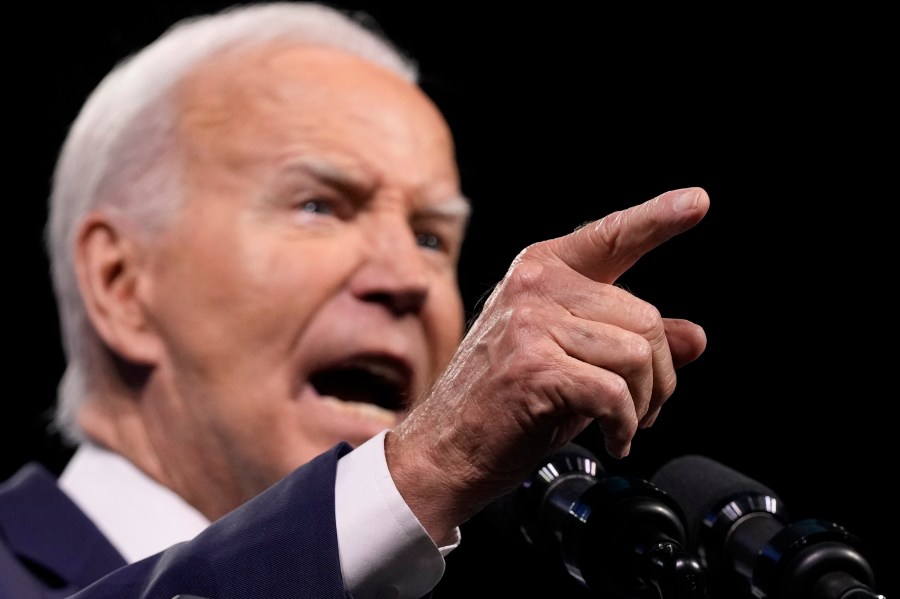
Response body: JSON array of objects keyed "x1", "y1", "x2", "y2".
[
  {"x1": 148, "y1": 233, "x2": 339, "y2": 373},
  {"x1": 206, "y1": 239, "x2": 354, "y2": 340}
]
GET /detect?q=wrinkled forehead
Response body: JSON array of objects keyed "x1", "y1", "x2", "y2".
[{"x1": 171, "y1": 40, "x2": 465, "y2": 211}]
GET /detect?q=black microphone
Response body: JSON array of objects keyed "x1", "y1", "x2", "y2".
[
  {"x1": 650, "y1": 454, "x2": 884, "y2": 599},
  {"x1": 486, "y1": 443, "x2": 707, "y2": 599}
]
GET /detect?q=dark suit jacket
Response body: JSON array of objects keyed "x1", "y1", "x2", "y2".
[{"x1": 0, "y1": 443, "x2": 353, "y2": 599}]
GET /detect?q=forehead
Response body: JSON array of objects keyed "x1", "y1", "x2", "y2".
[
  {"x1": 177, "y1": 42, "x2": 447, "y2": 135},
  {"x1": 168, "y1": 41, "x2": 467, "y2": 228},
  {"x1": 176, "y1": 42, "x2": 458, "y2": 184}
]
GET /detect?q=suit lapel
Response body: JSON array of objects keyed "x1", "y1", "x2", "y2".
[{"x1": 0, "y1": 462, "x2": 126, "y2": 590}]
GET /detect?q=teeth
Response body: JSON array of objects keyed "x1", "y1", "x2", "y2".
[{"x1": 321, "y1": 395, "x2": 400, "y2": 425}]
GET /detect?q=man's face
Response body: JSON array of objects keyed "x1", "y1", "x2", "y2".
[{"x1": 138, "y1": 44, "x2": 468, "y2": 506}]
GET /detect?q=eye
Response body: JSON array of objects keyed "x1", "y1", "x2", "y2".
[
  {"x1": 416, "y1": 232, "x2": 445, "y2": 251},
  {"x1": 298, "y1": 199, "x2": 335, "y2": 216}
]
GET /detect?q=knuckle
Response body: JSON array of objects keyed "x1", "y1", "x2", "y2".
[
  {"x1": 503, "y1": 257, "x2": 547, "y2": 295},
  {"x1": 626, "y1": 334, "x2": 654, "y2": 366},
  {"x1": 590, "y1": 211, "x2": 626, "y2": 252},
  {"x1": 506, "y1": 301, "x2": 544, "y2": 332},
  {"x1": 633, "y1": 301, "x2": 664, "y2": 337}
]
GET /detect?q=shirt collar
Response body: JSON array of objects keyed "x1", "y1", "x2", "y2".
[{"x1": 58, "y1": 442, "x2": 210, "y2": 563}]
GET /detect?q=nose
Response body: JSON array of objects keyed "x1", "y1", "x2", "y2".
[{"x1": 350, "y1": 218, "x2": 429, "y2": 316}]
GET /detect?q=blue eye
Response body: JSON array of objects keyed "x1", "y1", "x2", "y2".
[
  {"x1": 416, "y1": 232, "x2": 443, "y2": 251},
  {"x1": 299, "y1": 199, "x2": 334, "y2": 215}
]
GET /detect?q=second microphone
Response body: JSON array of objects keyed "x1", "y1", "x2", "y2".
[{"x1": 486, "y1": 442, "x2": 708, "y2": 599}]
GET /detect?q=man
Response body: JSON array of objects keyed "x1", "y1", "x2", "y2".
[{"x1": 1, "y1": 3, "x2": 709, "y2": 598}]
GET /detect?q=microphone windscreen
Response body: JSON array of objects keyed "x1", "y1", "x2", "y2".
[{"x1": 651, "y1": 454, "x2": 778, "y2": 548}]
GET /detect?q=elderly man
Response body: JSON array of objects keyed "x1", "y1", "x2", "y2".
[{"x1": 0, "y1": 3, "x2": 708, "y2": 598}]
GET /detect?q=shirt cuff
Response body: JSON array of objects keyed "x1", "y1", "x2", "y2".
[{"x1": 335, "y1": 430, "x2": 461, "y2": 599}]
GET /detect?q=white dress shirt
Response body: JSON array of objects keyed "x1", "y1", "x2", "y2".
[{"x1": 58, "y1": 430, "x2": 459, "y2": 599}]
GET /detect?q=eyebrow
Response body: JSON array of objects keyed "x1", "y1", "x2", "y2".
[
  {"x1": 283, "y1": 157, "x2": 374, "y2": 194},
  {"x1": 419, "y1": 195, "x2": 471, "y2": 221},
  {"x1": 283, "y1": 156, "x2": 472, "y2": 221}
]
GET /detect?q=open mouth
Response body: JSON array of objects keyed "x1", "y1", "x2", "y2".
[{"x1": 309, "y1": 355, "x2": 412, "y2": 413}]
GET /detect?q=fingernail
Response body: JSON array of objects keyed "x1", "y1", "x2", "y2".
[
  {"x1": 607, "y1": 441, "x2": 631, "y2": 459},
  {"x1": 674, "y1": 188, "x2": 699, "y2": 211}
]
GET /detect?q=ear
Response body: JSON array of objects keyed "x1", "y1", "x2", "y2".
[{"x1": 75, "y1": 213, "x2": 162, "y2": 366}]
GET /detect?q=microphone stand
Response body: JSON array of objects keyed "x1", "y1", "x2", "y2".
[{"x1": 516, "y1": 445, "x2": 707, "y2": 599}]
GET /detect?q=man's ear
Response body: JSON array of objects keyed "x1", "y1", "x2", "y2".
[{"x1": 75, "y1": 213, "x2": 162, "y2": 365}]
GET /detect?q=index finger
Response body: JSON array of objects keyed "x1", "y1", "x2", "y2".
[{"x1": 548, "y1": 187, "x2": 710, "y2": 283}]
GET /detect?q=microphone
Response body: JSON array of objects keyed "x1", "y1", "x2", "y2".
[
  {"x1": 650, "y1": 454, "x2": 884, "y2": 599},
  {"x1": 486, "y1": 443, "x2": 707, "y2": 598}
]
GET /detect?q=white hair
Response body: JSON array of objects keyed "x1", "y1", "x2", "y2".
[{"x1": 46, "y1": 2, "x2": 419, "y2": 443}]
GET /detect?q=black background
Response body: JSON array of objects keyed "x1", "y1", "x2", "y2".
[{"x1": 6, "y1": 3, "x2": 895, "y2": 598}]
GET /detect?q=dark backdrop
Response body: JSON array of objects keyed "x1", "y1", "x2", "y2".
[{"x1": 7, "y1": 3, "x2": 894, "y2": 598}]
